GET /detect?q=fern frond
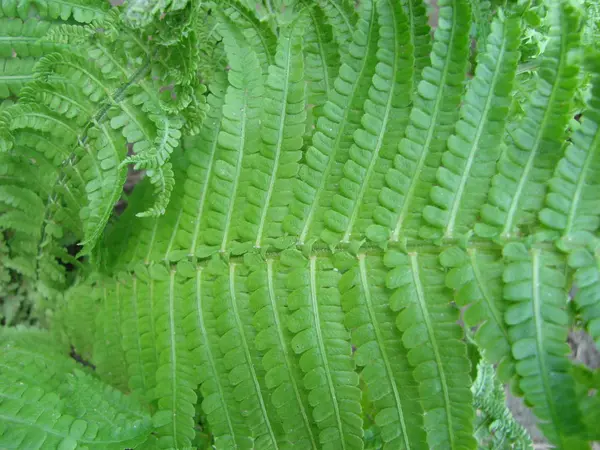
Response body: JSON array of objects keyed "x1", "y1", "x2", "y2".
[
  {"x1": 200, "y1": 34, "x2": 264, "y2": 253},
  {"x1": 211, "y1": 260, "x2": 281, "y2": 448},
  {"x1": 376, "y1": 0, "x2": 471, "y2": 241},
  {"x1": 401, "y1": 0, "x2": 431, "y2": 88},
  {"x1": 150, "y1": 265, "x2": 200, "y2": 449},
  {"x1": 566, "y1": 240, "x2": 600, "y2": 348},
  {"x1": 247, "y1": 257, "x2": 320, "y2": 448},
  {"x1": 476, "y1": 1, "x2": 582, "y2": 240},
  {"x1": 52, "y1": 277, "x2": 101, "y2": 360},
  {"x1": 119, "y1": 271, "x2": 156, "y2": 404},
  {"x1": 239, "y1": 17, "x2": 307, "y2": 248},
  {"x1": 0, "y1": 17, "x2": 59, "y2": 58},
  {"x1": 0, "y1": 0, "x2": 109, "y2": 23},
  {"x1": 186, "y1": 264, "x2": 245, "y2": 448},
  {"x1": 93, "y1": 277, "x2": 129, "y2": 391},
  {"x1": 440, "y1": 247, "x2": 516, "y2": 383},
  {"x1": 176, "y1": 74, "x2": 227, "y2": 258},
  {"x1": 420, "y1": 12, "x2": 521, "y2": 240},
  {"x1": 302, "y1": 2, "x2": 339, "y2": 137},
  {"x1": 0, "y1": 57, "x2": 37, "y2": 99},
  {"x1": 471, "y1": 360, "x2": 533, "y2": 449},
  {"x1": 136, "y1": 164, "x2": 176, "y2": 218},
  {"x1": 502, "y1": 242, "x2": 586, "y2": 446},
  {"x1": 219, "y1": 0, "x2": 278, "y2": 73},
  {"x1": 0, "y1": 328, "x2": 151, "y2": 450},
  {"x1": 314, "y1": 0, "x2": 356, "y2": 53},
  {"x1": 322, "y1": 0, "x2": 414, "y2": 244},
  {"x1": 284, "y1": 0, "x2": 379, "y2": 243},
  {"x1": 281, "y1": 250, "x2": 363, "y2": 449},
  {"x1": 539, "y1": 51, "x2": 600, "y2": 239},
  {"x1": 338, "y1": 252, "x2": 426, "y2": 449},
  {"x1": 384, "y1": 249, "x2": 476, "y2": 449}
]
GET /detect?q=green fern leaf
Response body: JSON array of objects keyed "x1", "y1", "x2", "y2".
[
  {"x1": 440, "y1": 247, "x2": 516, "y2": 383},
  {"x1": 211, "y1": 259, "x2": 281, "y2": 448},
  {"x1": 284, "y1": 0, "x2": 379, "y2": 243},
  {"x1": 539, "y1": 52, "x2": 600, "y2": 239},
  {"x1": 302, "y1": 2, "x2": 340, "y2": 138},
  {"x1": 322, "y1": 0, "x2": 414, "y2": 244},
  {"x1": 420, "y1": 12, "x2": 522, "y2": 240},
  {"x1": 0, "y1": 328, "x2": 151, "y2": 450},
  {"x1": 282, "y1": 251, "x2": 363, "y2": 450},
  {"x1": 401, "y1": 0, "x2": 431, "y2": 88},
  {"x1": 219, "y1": 0, "x2": 278, "y2": 74},
  {"x1": 375, "y1": 0, "x2": 471, "y2": 241},
  {"x1": 502, "y1": 242, "x2": 587, "y2": 447},
  {"x1": 339, "y1": 253, "x2": 426, "y2": 449},
  {"x1": 566, "y1": 240, "x2": 600, "y2": 349},
  {"x1": 476, "y1": 1, "x2": 582, "y2": 240},
  {"x1": 239, "y1": 17, "x2": 307, "y2": 248},
  {"x1": 314, "y1": 0, "x2": 356, "y2": 53},
  {"x1": 176, "y1": 74, "x2": 227, "y2": 258},
  {"x1": 186, "y1": 264, "x2": 244, "y2": 448},
  {"x1": 200, "y1": 34, "x2": 264, "y2": 253},
  {"x1": 0, "y1": 0, "x2": 108, "y2": 23},
  {"x1": 150, "y1": 265, "x2": 200, "y2": 449},
  {"x1": 384, "y1": 250, "x2": 476, "y2": 449},
  {"x1": 247, "y1": 257, "x2": 320, "y2": 448}
]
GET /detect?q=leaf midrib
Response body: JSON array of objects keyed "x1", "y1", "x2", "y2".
[
  {"x1": 358, "y1": 254, "x2": 411, "y2": 449},
  {"x1": 228, "y1": 263, "x2": 278, "y2": 447},
  {"x1": 392, "y1": 0, "x2": 463, "y2": 241},
  {"x1": 342, "y1": 0, "x2": 398, "y2": 243},
  {"x1": 298, "y1": 5, "x2": 378, "y2": 244},
  {"x1": 564, "y1": 126, "x2": 600, "y2": 236},
  {"x1": 409, "y1": 252, "x2": 455, "y2": 448},
  {"x1": 444, "y1": 23, "x2": 510, "y2": 238},
  {"x1": 194, "y1": 268, "x2": 237, "y2": 443},
  {"x1": 501, "y1": 18, "x2": 569, "y2": 239},
  {"x1": 309, "y1": 256, "x2": 346, "y2": 449},
  {"x1": 266, "y1": 259, "x2": 318, "y2": 448},
  {"x1": 255, "y1": 27, "x2": 295, "y2": 248}
]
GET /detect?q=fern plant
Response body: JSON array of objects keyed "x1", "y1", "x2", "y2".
[{"x1": 1, "y1": 0, "x2": 599, "y2": 448}]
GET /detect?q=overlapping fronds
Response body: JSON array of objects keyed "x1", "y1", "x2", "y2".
[
  {"x1": 0, "y1": 327, "x2": 151, "y2": 450},
  {"x1": 3, "y1": 0, "x2": 600, "y2": 449}
]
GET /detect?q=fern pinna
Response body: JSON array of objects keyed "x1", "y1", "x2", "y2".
[{"x1": 0, "y1": 0, "x2": 599, "y2": 448}]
